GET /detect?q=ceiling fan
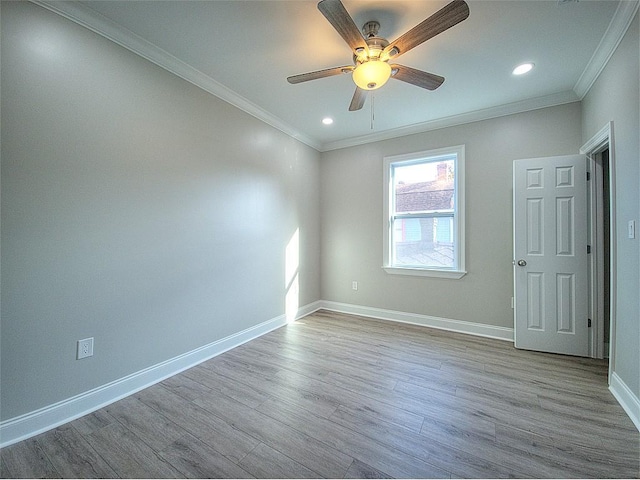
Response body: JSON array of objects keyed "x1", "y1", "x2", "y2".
[{"x1": 287, "y1": 0, "x2": 469, "y2": 111}]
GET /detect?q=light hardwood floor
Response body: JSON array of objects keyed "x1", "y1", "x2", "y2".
[{"x1": 2, "y1": 310, "x2": 638, "y2": 478}]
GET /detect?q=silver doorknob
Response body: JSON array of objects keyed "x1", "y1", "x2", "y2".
[{"x1": 517, "y1": 259, "x2": 527, "y2": 266}]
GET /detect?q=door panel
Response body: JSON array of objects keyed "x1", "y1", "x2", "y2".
[
  {"x1": 527, "y1": 272, "x2": 544, "y2": 330},
  {"x1": 514, "y1": 155, "x2": 588, "y2": 356},
  {"x1": 527, "y1": 198, "x2": 544, "y2": 254}
]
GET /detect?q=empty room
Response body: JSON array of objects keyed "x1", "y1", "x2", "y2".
[{"x1": 1, "y1": 0, "x2": 638, "y2": 478}]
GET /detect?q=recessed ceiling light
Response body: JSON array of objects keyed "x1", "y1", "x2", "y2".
[
  {"x1": 513, "y1": 63, "x2": 534, "y2": 75},
  {"x1": 322, "y1": 117, "x2": 334, "y2": 125}
]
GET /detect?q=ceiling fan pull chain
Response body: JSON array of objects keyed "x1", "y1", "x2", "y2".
[{"x1": 370, "y1": 92, "x2": 375, "y2": 130}]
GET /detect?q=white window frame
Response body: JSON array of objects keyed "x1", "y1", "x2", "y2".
[{"x1": 383, "y1": 145, "x2": 466, "y2": 279}]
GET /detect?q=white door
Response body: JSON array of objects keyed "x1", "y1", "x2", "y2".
[{"x1": 513, "y1": 154, "x2": 589, "y2": 356}]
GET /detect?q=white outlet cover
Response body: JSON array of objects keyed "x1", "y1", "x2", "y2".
[{"x1": 77, "y1": 338, "x2": 94, "y2": 359}]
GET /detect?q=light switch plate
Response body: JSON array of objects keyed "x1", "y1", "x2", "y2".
[{"x1": 629, "y1": 220, "x2": 636, "y2": 239}]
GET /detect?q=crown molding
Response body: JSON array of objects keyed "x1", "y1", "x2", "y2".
[
  {"x1": 320, "y1": 91, "x2": 580, "y2": 152},
  {"x1": 33, "y1": 1, "x2": 322, "y2": 152},
  {"x1": 32, "y1": 0, "x2": 636, "y2": 154},
  {"x1": 573, "y1": 0, "x2": 639, "y2": 99}
]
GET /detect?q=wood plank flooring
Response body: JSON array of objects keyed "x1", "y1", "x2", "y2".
[{"x1": 2, "y1": 310, "x2": 638, "y2": 478}]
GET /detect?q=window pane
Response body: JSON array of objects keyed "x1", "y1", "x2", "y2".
[
  {"x1": 392, "y1": 217, "x2": 455, "y2": 268},
  {"x1": 384, "y1": 145, "x2": 464, "y2": 276},
  {"x1": 394, "y1": 159, "x2": 455, "y2": 214}
]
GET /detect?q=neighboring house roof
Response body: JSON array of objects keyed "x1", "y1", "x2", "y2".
[{"x1": 395, "y1": 179, "x2": 454, "y2": 213}]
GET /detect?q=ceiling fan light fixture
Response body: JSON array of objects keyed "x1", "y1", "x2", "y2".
[{"x1": 352, "y1": 60, "x2": 392, "y2": 90}]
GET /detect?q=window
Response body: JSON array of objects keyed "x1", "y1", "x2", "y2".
[{"x1": 383, "y1": 145, "x2": 466, "y2": 278}]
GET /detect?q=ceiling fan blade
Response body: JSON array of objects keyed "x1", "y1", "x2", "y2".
[
  {"x1": 318, "y1": 0, "x2": 369, "y2": 56},
  {"x1": 383, "y1": 0, "x2": 469, "y2": 59},
  {"x1": 391, "y1": 65, "x2": 445, "y2": 90},
  {"x1": 349, "y1": 87, "x2": 367, "y2": 111},
  {"x1": 287, "y1": 65, "x2": 354, "y2": 84}
]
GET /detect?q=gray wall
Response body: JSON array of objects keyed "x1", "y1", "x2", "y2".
[
  {"x1": 2, "y1": 0, "x2": 637, "y2": 428},
  {"x1": 1, "y1": 2, "x2": 321, "y2": 420},
  {"x1": 582, "y1": 13, "x2": 639, "y2": 398},
  {"x1": 320, "y1": 103, "x2": 582, "y2": 328}
]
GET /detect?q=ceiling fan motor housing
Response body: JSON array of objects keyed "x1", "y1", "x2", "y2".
[
  {"x1": 354, "y1": 21, "x2": 390, "y2": 62},
  {"x1": 362, "y1": 20, "x2": 380, "y2": 37}
]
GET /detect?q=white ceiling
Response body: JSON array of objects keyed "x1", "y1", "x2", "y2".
[{"x1": 43, "y1": 0, "x2": 636, "y2": 151}]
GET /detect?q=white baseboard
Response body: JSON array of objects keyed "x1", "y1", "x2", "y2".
[
  {"x1": 0, "y1": 302, "x2": 322, "y2": 448},
  {"x1": 609, "y1": 372, "x2": 640, "y2": 432},
  {"x1": 319, "y1": 301, "x2": 514, "y2": 342},
  {"x1": 295, "y1": 300, "x2": 324, "y2": 319}
]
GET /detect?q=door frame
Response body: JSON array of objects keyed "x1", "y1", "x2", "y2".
[{"x1": 580, "y1": 122, "x2": 616, "y2": 379}]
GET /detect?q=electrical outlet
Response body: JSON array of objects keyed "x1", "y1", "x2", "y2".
[
  {"x1": 352, "y1": 281, "x2": 358, "y2": 291},
  {"x1": 77, "y1": 337, "x2": 94, "y2": 360}
]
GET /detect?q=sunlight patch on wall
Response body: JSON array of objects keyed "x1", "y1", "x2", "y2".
[{"x1": 285, "y1": 228, "x2": 300, "y2": 323}]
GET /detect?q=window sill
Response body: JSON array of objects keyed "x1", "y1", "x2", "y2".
[{"x1": 382, "y1": 266, "x2": 467, "y2": 279}]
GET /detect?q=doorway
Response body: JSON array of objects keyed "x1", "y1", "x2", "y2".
[
  {"x1": 582, "y1": 122, "x2": 616, "y2": 373},
  {"x1": 587, "y1": 148, "x2": 610, "y2": 359}
]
